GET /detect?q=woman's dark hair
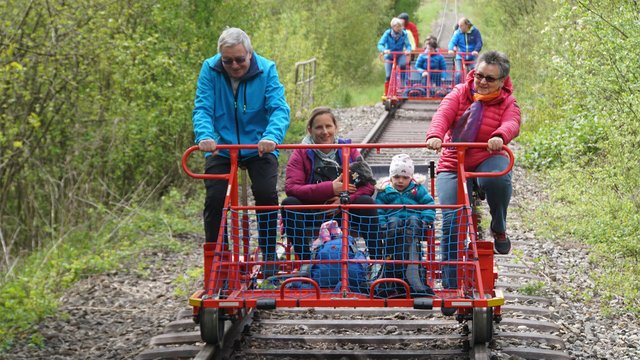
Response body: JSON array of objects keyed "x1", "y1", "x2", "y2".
[
  {"x1": 307, "y1": 107, "x2": 337, "y2": 130},
  {"x1": 477, "y1": 51, "x2": 511, "y2": 78},
  {"x1": 423, "y1": 35, "x2": 437, "y2": 48}
]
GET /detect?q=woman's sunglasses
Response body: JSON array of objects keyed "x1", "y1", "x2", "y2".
[{"x1": 474, "y1": 72, "x2": 503, "y2": 83}]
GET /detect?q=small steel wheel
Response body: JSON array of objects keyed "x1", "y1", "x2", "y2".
[
  {"x1": 384, "y1": 99, "x2": 392, "y2": 111},
  {"x1": 471, "y1": 307, "x2": 493, "y2": 344},
  {"x1": 200, "y1": 307, "x2": 225, "y2": 345}
]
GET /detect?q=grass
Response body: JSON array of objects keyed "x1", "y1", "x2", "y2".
[
  {"x1": 0, "y1": 187, "x2": 201, "y2": 351},
  {"x1": 415, "y1": 0, "x2": 444, "y2": 43},
  {"x1": 340, "y1": 83, "x2": 386, "y2": 107},
  {"x1": 519, "y1": 280, "x2": 545, "y2": 296},
  {"x1": 515, "y1": 167, "x2": 640, "y2": 315}
]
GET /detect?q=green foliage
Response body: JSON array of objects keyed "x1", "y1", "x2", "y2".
[
  {"x1": 174, "y1": 267, "x2": 204, "y2": 298},
  {"x1": 520, "y1": 280, "x2": 545, "y2": 296},
  {"x1": 0, "y1": 187, "x2": 200, "y2": 349},
  {"x1": 415, "y1": 1, "x2": 442, "y2": 43},
  {"x1": 0, "y1": 1, "x2": 403, "y2": 262},
  {"x1": 474, "y1": 0, "x2": 640, "y2": 314}
]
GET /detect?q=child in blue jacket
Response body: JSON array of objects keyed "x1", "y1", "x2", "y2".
[{"x1": 375, "y1": 154, "x2": 435, "y2": 232}]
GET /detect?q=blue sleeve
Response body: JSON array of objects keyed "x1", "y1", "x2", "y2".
[
  {"x1": 417, "y1": 185, "x2": 436, "y2": 223},
  {"x1": 447, "y1": 31, "x2": 460, "y2": 51},
  {"x1": 377, "y1": 30, "x2": 389, "y2": 52},
  {"x1": 415, "y1": 54, "x2": 427, "y2": 72},
  {"x1": 192, "y1": 61, "x2": 218, "y2": 144},
  {"x1": 261, "y1": 62, "x2": 290, "y2": 144},
  {"x1": 473, "y1": 28, "x2": 483, "y2": 52}
]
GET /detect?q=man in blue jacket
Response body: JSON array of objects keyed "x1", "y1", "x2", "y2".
[
  {"x1": 448, "y1": 18, "x2": 483, "y2": 83},
  {"x1": 192, "y1": 28, "x2": 290, "y2": 261}
]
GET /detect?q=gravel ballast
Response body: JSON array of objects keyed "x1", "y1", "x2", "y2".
[{"x1": 6, "y1": 105, "x2": 639, "y2": 359}]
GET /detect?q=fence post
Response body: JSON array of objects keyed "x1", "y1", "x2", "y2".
[{"x1": 293, "y1": 58, "x2": 317, "y2": 118}]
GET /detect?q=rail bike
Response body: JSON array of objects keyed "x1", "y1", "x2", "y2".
[
  {"x1": 381, "y1": 50, "x2": 476, "y2": 110},
  {"x1": 182, "y1": 142, "x2": 514, "y2": 348}
]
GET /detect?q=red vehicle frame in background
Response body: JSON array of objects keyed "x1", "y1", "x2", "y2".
[
  {"x1": 182, "y1": 143, "x2": 514, "y2": 346},
  {"x1": 381, "y1": 50, "x2": 475, "y2": 110}
]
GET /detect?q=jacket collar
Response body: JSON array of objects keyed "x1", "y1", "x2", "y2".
[{"x1": 384, "y1": 180, "x2": 416, "y2": 194}]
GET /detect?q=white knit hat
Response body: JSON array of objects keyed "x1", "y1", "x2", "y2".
[{"x1": 389, "y1": 153, "x2": 414, "y2": 177}]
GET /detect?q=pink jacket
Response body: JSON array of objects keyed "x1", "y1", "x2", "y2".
[
  {"x1": 426, "y1": 70, "x2": 520, "y2": 173},
  {"x1": 285, "y1": 146, "x2": 375, "y2": 204}
]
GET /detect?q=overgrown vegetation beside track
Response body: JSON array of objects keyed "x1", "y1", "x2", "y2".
[
  {"x1": 472, "y1": 0, "x2": 639, "y2": 314},
  {"x1": 0, "y1": 0, "x2": 420, "y2": 349}
]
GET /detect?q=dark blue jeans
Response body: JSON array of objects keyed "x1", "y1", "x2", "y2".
[
  {"x1": 203, "y1": 154, "x2": 279, "y2": 258},
  {"x1": 436, "y1": 155, "x2": 512, "y2": 288}
]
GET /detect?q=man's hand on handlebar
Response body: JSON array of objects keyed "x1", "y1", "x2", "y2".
[{"x1": 198, "y1": 139, "x2": 218, "y2": 155}]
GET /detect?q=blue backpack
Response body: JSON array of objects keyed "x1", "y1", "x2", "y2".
[{"x1": 310, "y1": 236, "x2": 369, "y2": 294}]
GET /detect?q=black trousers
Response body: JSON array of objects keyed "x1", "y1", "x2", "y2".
[
  {"x1": 281, "y1": 195, "x2": 383, "y2": 260},
  {"x1": 203, "y1": 154, "x2": 279, "y2": 258}
]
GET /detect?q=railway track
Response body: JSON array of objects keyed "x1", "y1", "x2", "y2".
[{"x1": 137, "y1": 101, "x2": 571, "y2": 360}]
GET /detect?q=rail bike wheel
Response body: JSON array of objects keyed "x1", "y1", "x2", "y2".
[
  {"x1": 471, "y1": 307, "x2": 493, "y2": 344},
  {"x1": 384, "y1": 99, "x2": 392, "y2": 111},
  {"x1": 200, "y1": 307, "x2": 225, "y2": 345}
]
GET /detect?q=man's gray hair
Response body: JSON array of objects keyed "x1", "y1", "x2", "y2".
[
  {"x1": 390, "y1": 17, "x2": 404, "y2": 28},
  {"x1": 217, "y1": 27, "x2": 253, "y2": 54},
  {"x1": 477, "y1": 51, "x2": 511, "y2": 78}
]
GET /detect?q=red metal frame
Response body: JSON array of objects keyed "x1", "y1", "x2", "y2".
[
  {"x1": 382, "y1": 50, "x2": 475, "y2": 106},
  {"x1": 183, "y1": 143, "x2": 514, "y2": 313}
]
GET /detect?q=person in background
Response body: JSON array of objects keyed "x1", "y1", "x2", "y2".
[
  {"x1": 375, "y1": 153, "x2": 436, "y2": 232},
  {"x1": 425, "y1": 51, "x2": 520, "y2": 288},
  {"x1": 415, "y1": 37, "x2": 447, "y2": 96},
  {"x1": 192, "y1": 27, "x2": 290, "y2": 264},
  {"x1": 448, "y1": 17, "x2": 483, "y2": 83},
  {"x1": 377, "y1": 17, "x2": 412, "y2": 96},
  {"x1": 398, "y1": 13, "x2": 420, "y2": 49},
  {"x1": 282, "y1": 107, "x2": 382, "y2": 261}
]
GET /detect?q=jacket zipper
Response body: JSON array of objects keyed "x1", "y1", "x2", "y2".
[{"x1": 234, "y1": 84, "x2": 242, "y2": 159}]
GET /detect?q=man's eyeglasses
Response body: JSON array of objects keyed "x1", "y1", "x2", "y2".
[
  {"x1": 474, "y1": 72, "x2": 503, "y2": 83},
  {"x1": 221, "y1": 56, "x2": 247, "y2": 65}
]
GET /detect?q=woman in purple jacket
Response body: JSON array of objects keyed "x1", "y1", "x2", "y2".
[{"x1": 282, "y1": 107, "x2": 382, "y2": 260}]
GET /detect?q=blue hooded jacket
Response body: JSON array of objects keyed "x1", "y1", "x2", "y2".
[
  {"x1": 415, "y1": 51, "x2": 447, "y2": 86},
  {"x1": 375, "y1": 181, "x2": 435, "y2": 225},
  {"x1": 192, "y1": 52, "x2": 290, "y2": 159},
  {"x1": 447, "y1": 26, "x2": 483, "y2": 61},
  {"x1": 377, "y1": 28, "x2": 412, "y2": 57}
]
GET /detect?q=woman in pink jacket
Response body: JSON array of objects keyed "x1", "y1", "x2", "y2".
[
  {"x1": 282, "y1": 107, "x2": 382, "y2": 261},
  {"x1": 426, "y1": 51, "x2": 520, "y2": 287}
]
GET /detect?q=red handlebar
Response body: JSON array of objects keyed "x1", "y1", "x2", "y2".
[{"x1": 181, "y1": 142, "x2": 514, "y2": 179}]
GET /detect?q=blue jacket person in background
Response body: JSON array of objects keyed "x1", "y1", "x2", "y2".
[
  {"x1": 192, "y1": 27, "x2": 290, "y2": 262},
  {"x1": 448, "y1": 17, "x2": 483, "y2": 83},
  {"x1": 377, "y1": 17, "x2": 413, "y2": 96},
  {"x1": 415, "y1": 38, "x2": 447, "y2": 95}
]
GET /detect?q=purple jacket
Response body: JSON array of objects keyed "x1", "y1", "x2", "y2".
[{"x1": 285, "y1": 140, "x2": 375, "y2": 203}]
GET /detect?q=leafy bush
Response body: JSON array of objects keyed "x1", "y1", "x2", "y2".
[
  {"x1": 474, "y1": 0, "x2": 640, "y2": 314},
  {"x1": 0, "y1": 0, "x2": 399, "y2": 266}
]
